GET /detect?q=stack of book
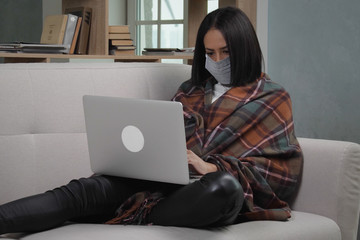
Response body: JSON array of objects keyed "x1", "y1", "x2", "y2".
[{"x1": 108, "y1": 25, "x2": 136, "y2": 56}]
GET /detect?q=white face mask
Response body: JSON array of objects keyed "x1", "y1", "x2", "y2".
[{"x1": 205, "y1": 54, "x2": 231, "y2": 85}]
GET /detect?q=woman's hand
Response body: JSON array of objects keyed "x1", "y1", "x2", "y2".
[{"x1": 187, "y1": 150, "x2": 217, "y2": 175}]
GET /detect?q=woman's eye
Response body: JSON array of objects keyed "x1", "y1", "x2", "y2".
[{"x1": 206, "y1": 52, "x2": 214, "y2": 56}]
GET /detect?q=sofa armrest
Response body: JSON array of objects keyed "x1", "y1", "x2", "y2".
[{"x1": 292, "y1": 138, "x2": 360, "y2": 240}]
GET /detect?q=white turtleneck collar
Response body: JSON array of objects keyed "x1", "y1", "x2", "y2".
[{"x1": 211, "y1": 83, "x2": 231, "y2": 103}]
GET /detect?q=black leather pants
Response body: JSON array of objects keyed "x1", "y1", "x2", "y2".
[{"x1": 0, "y1": 172, "x2": 243, "y2": 234}]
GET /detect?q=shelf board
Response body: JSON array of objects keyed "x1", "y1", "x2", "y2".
[{"x1": 0, "y1": 52, "x2": 193, "y2": 63}]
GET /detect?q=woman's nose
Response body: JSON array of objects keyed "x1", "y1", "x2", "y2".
[{"x1": 213, "y1": 53, "x2": 227, "y2": 62}]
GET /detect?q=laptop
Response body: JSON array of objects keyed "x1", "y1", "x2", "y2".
[{"x1": 83, "y1": 95, "x2": 199, "y2": 185}]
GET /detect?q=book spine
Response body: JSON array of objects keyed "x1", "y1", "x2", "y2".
[
  {"x1": 70, "y1": 17, "x2": 82, "y2": 54},
  {"x1": 76, "y1": 9, "x2": 92, "y2": 54},
  {"x1": 109, "y1": 25, "x2": 130, "y2": 34}
]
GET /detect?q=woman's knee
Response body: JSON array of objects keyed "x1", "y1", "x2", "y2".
[
  {"x1": 199, "y1": 172, "x2": 244, "y2": 226},
  {"x1": 200, "y1": 171, "x2": 243, "y2": 200}
]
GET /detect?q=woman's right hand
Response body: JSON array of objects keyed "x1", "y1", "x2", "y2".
[{"x1": 187, "y1": 150, "x2": 217, "y2": 175}]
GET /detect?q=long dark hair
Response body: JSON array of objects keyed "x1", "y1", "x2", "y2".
[{"x1": 191, "y1": 7, "x2": 263, "y2": 87}]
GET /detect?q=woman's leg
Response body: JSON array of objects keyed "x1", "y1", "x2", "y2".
[
  {"x1": 1, "y1": 172, "x2": 243, "y2": 233},
  {"x1": 148, "y1": 171, "x2": 244, "y2": 227},
  {"x1": 0, "y1": 175, "x2": 140, "y2": 234}
]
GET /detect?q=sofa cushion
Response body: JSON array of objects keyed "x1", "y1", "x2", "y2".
[
  {"x1": 295, "y1": 138, "x2": 360, "y2": 240},
  {"x1": 18, "y1": 212, "x2": 340, "y2": 240},
  {"x1": 0, "y1": 63, "x2": 192, "y2": 204}
]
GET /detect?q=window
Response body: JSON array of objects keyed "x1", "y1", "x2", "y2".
[
  {"x1": 127, "y1": 0, "x2": 219, "y2": 58},
  {"x1": 134, "y1": 0, "x2": 185, "y2": 55},
  {"x1": 208, "y1": 0, "x2": 219, "y2": 13}
]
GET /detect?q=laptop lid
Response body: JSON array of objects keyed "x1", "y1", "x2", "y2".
[{"x1": 83, "y1": 95, "x2": 190, "y2": 185}]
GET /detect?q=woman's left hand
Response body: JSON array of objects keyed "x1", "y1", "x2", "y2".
[{"x1": 187, "y1": 150, "x2": 217, "y2": 175}]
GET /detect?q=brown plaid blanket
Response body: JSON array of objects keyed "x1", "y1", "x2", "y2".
[
  {"x1": 107, "y1": 74, "x2": 303, "y2": 224},
  {"x1": 172, "y1": 75, "x2": 303, "y2": 221}
]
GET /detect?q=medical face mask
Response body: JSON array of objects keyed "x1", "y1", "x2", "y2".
[{"x1": 205, "y1": 54, "x2": 231, "y2": 85}]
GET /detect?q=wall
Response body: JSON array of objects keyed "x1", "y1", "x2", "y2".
[
  {"x1": 0, "y1": 0, "x2": 42, "y2": 63},
  {"x1": 0, "y1": 0, "x2": 42, "y2": 43},
  {"x1": 109, "y1": 0, "x2": 127, "y2": 25},
  {"x1": 42, "y1": 0, "x2": 127, "y2": 25},
  {"x1": 256, "y1": 0, "x2": 268, "y2": 71},
  {"x1": 42, "y1": 0, "x2": 62, "y2": 20},
  {"x1": 0, "y1": 0, "x2": 126, "y2": 42},
  {"x1": 268, "y1": 0, "x2": 360, "y2": 143},
  {"x1": 41, "y1": 0, "x2": 126, "y2": 63}
]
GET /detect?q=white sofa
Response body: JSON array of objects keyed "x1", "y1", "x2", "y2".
[{"x1": 0, "y1": 62, "x2": 359, "y2": 240}]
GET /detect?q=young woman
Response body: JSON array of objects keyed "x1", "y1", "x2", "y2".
[{"x1": 0, "y1": 7, "x2": 302, "y2": 234}]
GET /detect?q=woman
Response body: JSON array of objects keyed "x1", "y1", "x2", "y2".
[{"x1": 0, "y1": 7, "x2": 302, "y2": 234}]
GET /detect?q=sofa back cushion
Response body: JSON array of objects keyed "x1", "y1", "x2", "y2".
[{"x1": 0, "y1": 63, "x2": 191, "y2": 204}]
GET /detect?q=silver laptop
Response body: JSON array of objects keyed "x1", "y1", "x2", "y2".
[{"x1": 83, "y1": 95, "x2": 197, "y2": 185}]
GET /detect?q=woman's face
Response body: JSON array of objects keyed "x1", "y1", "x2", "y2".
[{"x1": 204, "y1": 28, "x2": 229, "y2": 62}]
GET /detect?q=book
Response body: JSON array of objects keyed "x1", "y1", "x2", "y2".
[
  {"x1": 69, "y1": 17, "x2": 82, "y2": 54},
  {"x1": 62, "y1": 14, "x2": 79, "y2": 53},
  {"x1": 110, "y1": 49, "x2": 135, "y2": 56},
  {"x1": 41, "y1": 15, "x2": 68, "y2": 45},
  {"x1": 142, "y1": 48, "x2": 194, "y2": 56},
  {"x1": 109, "y1": 33, "x2": 131, "y2": 40},
  {"x1": 109, "y1": 25, "x2": 130, "y2": 34},
  {"x1": 65, "y1": 7, "x2": 92, "y2": 54},
  {"x1": 111, "y1": 39, "x2": 134, "y2": 46},
  {"x1": 0, "y1": 44, "x2": 21, "y2": 52},
  {"x1": 0, "y1": 43, "x2": 67, "y2": 54},
  {"x1": 112, "y1": 45, "x2": 136, "y2": 50}
]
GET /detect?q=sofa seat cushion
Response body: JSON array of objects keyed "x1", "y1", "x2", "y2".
[{"x1": 16, "y1": 212, "x2": 340, "y2": 240}]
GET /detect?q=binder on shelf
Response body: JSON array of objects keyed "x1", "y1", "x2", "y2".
[
  {"x1": 64, "y1": 7, "x2": 92, "y2": 54},
  {"x1": 62, "y1": 14, "x2": 79, "y2": 53},
  {"x1": 41, "y1": 15, "x2": 68, "y2": 45}
]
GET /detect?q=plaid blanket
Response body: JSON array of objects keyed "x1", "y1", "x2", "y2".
[
  {"x1": 172, "y1": 75, "x2": 303, "y2": 221},
  {"x1": 107, "y1": 74, "x2": 303, "y2": 225}
]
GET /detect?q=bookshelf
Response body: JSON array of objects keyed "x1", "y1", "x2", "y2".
[
  {"x1": 0, "y1": 52, "x2": 193, "y2": 63},
  {"x1": 62, "y1": 0, "x2": 108, "y2": 55},
  {"x1": 0, "y1": 0, "x2": 255, "y2": 64},
  {"x1": 61, "y1": 0, "x2": 257, "y2": 56},
  {"x1": 219, "y1": 0, "x2": 257, "y2": 29},
  {"x1": 188, "y1": 0, "x2": 257, "y2": 47}
]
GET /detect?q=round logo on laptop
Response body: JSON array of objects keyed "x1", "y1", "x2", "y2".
[{"x1": 121, "y1": 125, "x2": 145, "y2": 152}]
